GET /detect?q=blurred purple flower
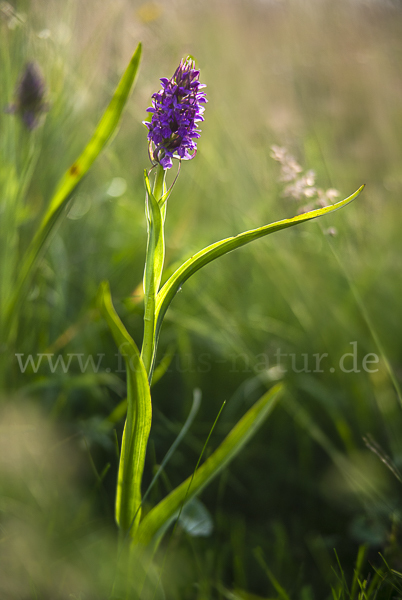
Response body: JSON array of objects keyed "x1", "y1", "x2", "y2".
[
  {"x1": 144, "y1": 57, "x2": 207, "y2": 169},
  {"x1": 6, "y1": 62, "x2": 47, "y2": 130}
]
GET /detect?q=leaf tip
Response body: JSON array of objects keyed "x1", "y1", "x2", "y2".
[{"x1": 133, "y1": 41, "x2": 142, "y2": 59}]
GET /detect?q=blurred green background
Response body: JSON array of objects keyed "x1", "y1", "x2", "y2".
[{"x1": 1, "y1": 0, "x2": 402, "y2": 598}]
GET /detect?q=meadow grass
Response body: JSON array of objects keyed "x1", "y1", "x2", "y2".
[{"x1": 1, "y1": 0, "x2": 402, "y2": 598}]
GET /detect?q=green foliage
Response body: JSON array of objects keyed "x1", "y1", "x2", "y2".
[
  {"x1": 98, "y1": 129, "x2": 360, "y2": 550},
  {"x1": 136, "y1": 383, "x2": 283, "y2": 546},
  {"x1": 98, "y1": 280, "x2": 151, "y2": 534},
  {"x1": 1, "y1": 1, "x2": 402, "y2": 598},
  {"x1": 3, "y1": 42, "x2": 142, "y2": 343}
]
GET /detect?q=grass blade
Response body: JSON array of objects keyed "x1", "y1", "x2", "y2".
[
  {"x1": 351, "y1": 545, "x2": 367, "y2": 599},
  {"x1": 42, "y1": 43, "x2": 142, "y2": 231},
  {"x1": 254, "y1": 547, "x2": 291, "y2": 600},
  {"x1": 6, "y1": 43, "x2": 142, "y2": 336},
  {"x1": 134, "y1": 382, "x2": 284, "y2": 545},
  {"x1": 141, "y1": 388, "x2": 201, "y2": 506}
]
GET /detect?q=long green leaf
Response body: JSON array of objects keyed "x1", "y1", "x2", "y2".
[
  {"x1": 134, "y1": 382, "x2": 284, "y2": 546},
  {"x1": 154, "y1": 186, "x2": 364, "y2": 345},
  {"x1": 97, "y1": 280, "x2": 151, "y2": 534},
  {"x1": 6, "y1": 43, "x2": 142, "y2": 336},
  {"x1": 42, "y1": 43, "x2": 142, "y2": 230}
]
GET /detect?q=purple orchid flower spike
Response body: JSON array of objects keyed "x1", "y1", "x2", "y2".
[
  {"x1": 144, "y1": 57, "x2": 207, "y2": 169},
  {"x1": 6, "y1": 62, "x2": 48, "y2": 130}
]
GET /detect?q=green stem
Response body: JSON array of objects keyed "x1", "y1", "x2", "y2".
[{"x1": 141, "y1": 165, "x2": 166, "y2": 377}]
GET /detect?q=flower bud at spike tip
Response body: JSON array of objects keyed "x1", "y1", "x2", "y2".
[
  {"x1": 7, "y1": 62, "x2": 47, "y2": 130},
  {"x1": 144, "y1": 57, "x2": 207, "y2": 169}
]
